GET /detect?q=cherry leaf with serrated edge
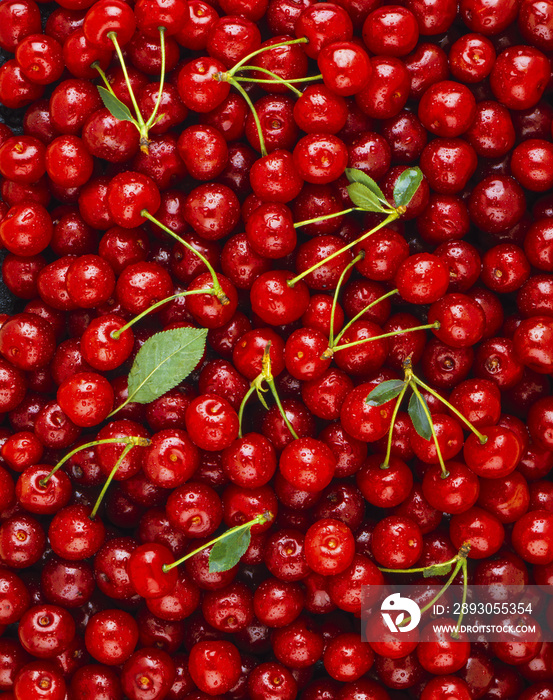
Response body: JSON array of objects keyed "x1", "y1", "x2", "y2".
[
  {"x1": 345, "y1": 167, "x2": 388, "y2": 206},
  {"x1": 408, "y1": 390, "x2": 432, "y2": 441},
  {"x1": 97, "y1": 86, "x2": 136, "y2": 123},
  {"x1": 423, "y1": 561, "x2": 455, "y2": 577},
  {"x1": 393, "y1": 167, "x2": 423, "y2": 209},
  {"x1": 365, "y1": 380, "x2": 405, "y2": 406},
  {"x1": 127, "y1": 327, "x2": 207, "y2": 405},
  {"x1": 346, "y1": 182, "x2": 386, "y2": 213},
  {"x1": 208, "y1": 527, "x2": 251, "y2": 573}
]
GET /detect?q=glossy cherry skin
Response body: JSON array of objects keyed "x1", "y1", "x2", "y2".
[
  {"x1": 188, "y1": 640, "x2": 241, "y2": 695},
  {"x1": 340, "y1": 381, "x2": 396, "y2": 443},
  {"x1": 423, "y1": 461, "x2": 480, "y2": 514},
  {"x1": 429, "y1": 293, "x2": 486, "y2": 348},
  {"x1": 328, "y1": 553, "x2": 385, "y2": 614},
  {"x1": 418, "y1": 80, "x2": 476, "y2": 137},
  {"x1": 272, "y1": 616, "x2": 324, "y2": 668},
  {"x1": 80, "y1": 314, "x2": 134, "y2": 372},
  {"x1": 465, "y1": 101, "x2": 515, "y2": 159},
  {"x1": 253, "y1": 577, "x2": 304, "y2": 628},
  {"x1": 478, "y1": 471, "x2": 530, "y2": 524},
  {"x1": 514, "y1": 317, "x2": 553, "y2": 374},
  {"x1": 14, "y1": 660, "x2": 67, "y2": 700},
  {"x1": 371, "y1": 516, "x2": 423, "y2": 569},
  {"x1": 127, "y1": 543, "x2": 178, "y2": 600},
  {"x1": 469, "y1": 175, "x2": 526, "y2": 235},
  {"x1": 250, "y1": 149, "x2": 304, "y2": 203},
  {"x1": 15, "y1": 465, "x2": 72, "y2": 515},
  {"x1": 0, "y1": 569, "x2": 30, "y2": 625},
  {"x1": 421, "y1": 676, "x2": 472, "y2": 700},
  {"x1": 143, "y1": 428, "x2": 199, "y2": 489},
  {"x1": 512, "y1": 510, "x2": 553, "y2": 565},
  {"x1": 463, "y1": 426, "x2": 522, "y2": 478},
  {"x1": 395, "y1": 253, "x2": 450, "y2": 304},
  {"x1": 84, "y1": 609, "x2": 139, "y2": 666},
  {"x1": 417, "y1": 618, "x2": 470, "y2": 675},
  {"x1": 56, "y1": 372, "x2": 114, "y2": 428},
  {"x1": 121, "y1": 647, "x2": 175, "y2": 700},
  {"x1": 490, "y1": 45, "x2": 550, "y2": 110},
  {"x1": 450, "y1": 506, "x2": 505, "y2": 559},
  {"x1": 248, "y1": 662, "x2": 297, "y2": 700},
  {"x1": 0, "y1": 513, "x2": 46, "y2": 569},
  {"x1": 222, "y1": 433, "x2": 276, "y2": 489},
  {"x1": 250, "y1": 271, "x2": 310, "y2": 326},
  {"x1": 357, "y1": 455, "x2": 413, "y2": 508},
  {"x1": 185, "y1": 394, "x2": 239, "y2": 452},
  {"x1": 355, "y1": 56, "x2": 410, "y2": 120},
  {"x1": 106, "y1": 172, "x2": 161, "y2": 230},
  {"x1": 48, "y1": 504, "x2": 105, "y2": 561},
  {"x1": 18, "y1": 604, "x2": 76, "y2": 658},
  {"x1": 304, "y1": 518, "x2": 355, "y2": 575},
  {"x1": 449, "y1": 378, "x2": 501, "y2": 428}
]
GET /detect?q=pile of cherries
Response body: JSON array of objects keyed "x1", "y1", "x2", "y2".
[{"x1": 1, "y1": 0, "x2": 553, "y2": 697}]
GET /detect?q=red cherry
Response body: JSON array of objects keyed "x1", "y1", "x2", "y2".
[
  {"x1": 188, "y1": 640, "x2": 241, "y2": 696},
  {"x1": 128, "y1": 543, "x2": 178, "y2": 599}
]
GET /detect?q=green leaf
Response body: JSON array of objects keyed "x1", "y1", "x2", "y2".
[
  {"x1": 347, "y1": 182, "x2": 386, "y2": 213},
  {"x1": 127, "y1": 327, "x2": 207, "y2": 404},
  {"x1": 345, "y1": 168, "x2": 388, "y2": 205},
  {"x1": 97, "y1": 86, "x2": 136, "y2": 123},
  {"x1": 408, "y1": 390, "x2": 432, "y2": 441},
  {"x1": 365, "y1": 380, "x2": 405, "y2": 406},
  {"x1": 393, "y1": 167, "x2": 423, "y2": 209},
  {"x1": 208, "y1": 527, "x2": 251, "y2": 573},
  {"x1": 423, "y1": 561, "x2": 455, "y2": 578}
]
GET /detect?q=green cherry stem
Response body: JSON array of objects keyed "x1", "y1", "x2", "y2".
[
  {"x1": 144, "y1": 26, "x2": 166, "y2": 134},
  {"x1": 237, "y1": 343, "x2": 299, "y2": 440},
  {"x1": 237, "y1": 384, "x2": 257, "y2": 439},
  {"x1": 235, "y1": 71, "x2": 322, "y2": 84},
  {"x1": 378, "y1": 542, "x2": 471, "y2": 630},
  {"x1": 93, "y1": 62, "x2": 118, "y2": 96},
  {"x1": 140, "y1": 210, "x2": 228, "y2": 304},
  {"x1": 39, "y1": 436, "x2": 151, "y2": 487},
  {"x1": 412, "y1": 376, "x2": 489, "y2": 445},
  {"x1": 163, "y1": 512, "x2": 272, "y2": 572},
  {"x1": 267, "y1": 376, "x2": 299, "y2": 440},
  {"x1": 228, "y1": 36, "x2": 308, "y2": 77},
  {"x1": 232, "y1": 65, "x2": 303, "y2": 96},
  {"x1": 409, "y1": 380, "x2": 449, "y2": 478},
  {"x1": 89, "y1": 443, "x2": 134, "y2": 520},
  {"x1": 288, "y1": 213, "x2": 398, "y2": 288},
  {"x1": 381, "y1": 382, "x2": 408, "y2": 469},
  {"x1": 293, "y1": 207, "x2": 362, "y2": 229},
  {"x1": 226, "y1": 78, "x2": 267, "y2": 157},
  {"x1": 110, "y1": 288, "x2": 211, "y2": 340},
  {"x1": 377, "y1": 553, "x2": 459, "y2": 575},
  {"x1": 108, "y1": 32, "x2": 146, "y2": 132},
  {"x1": 332, "y1": 288, "x2": 399, "y2": 348},
  {"x1": 330, "y1": 323, "x2": 440, "y2": 354},
  {"x1": 328, "y1": 253, "x2": 364, "y2": 348},
  {"x1": 416, "y1": 559, "x2": 464, "y2": 620},
  {"x1": 452, "y1": 558, "x2": 469, "y2": 638},
  {"x1": 378, "y1": 542, "x2": 471, "y2": 575}
]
